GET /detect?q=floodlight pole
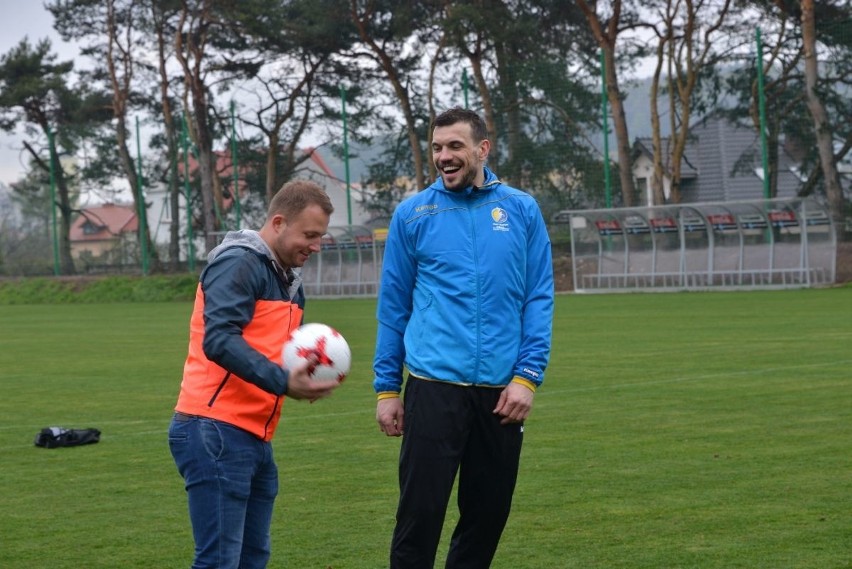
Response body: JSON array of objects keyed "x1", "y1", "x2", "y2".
[
  {"x1": 47, "y1": 129, "x2": 60, "y2": 276},
  {"x1": 340, "y1": 86, "x2": 353, "y2": 226},
  {"x1": 600, "y1": 49, "x2": 612, "y2": 209},
  {"x1": 135, "y1": 117, "x2": 149, "y2": 275},
  {"x1": 181, "y1": 114, "x2": 196, "y2": 272},
  {"x1": 230, "y1": 100, "x2": 241, "y2": 229},
  {"x1": 756, "y1": 28, "x2": 771, "y2": 200}
]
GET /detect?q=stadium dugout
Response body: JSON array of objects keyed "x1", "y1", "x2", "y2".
[
  {"x1": 301, "y1": 225, "x2": 386, "y2": 298},
  {"x1": 558, "y1": 197, "x2": 836, "y2": 293}
]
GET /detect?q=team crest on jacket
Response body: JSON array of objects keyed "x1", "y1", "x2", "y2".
[{"x1": 491, "y1": 207, "x2": 509, "y2": 232}]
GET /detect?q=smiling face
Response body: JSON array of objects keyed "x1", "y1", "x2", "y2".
[
  {"x1": 431, "y1": 121, "x2": 490, "y2": 191},
  {"x1": 265, "y1": 203, "x2": 330, "y2": 268}
]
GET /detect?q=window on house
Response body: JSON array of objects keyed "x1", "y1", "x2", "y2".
[{"x1": 82, "y1": 221, "x2": 103, "y2": 235}]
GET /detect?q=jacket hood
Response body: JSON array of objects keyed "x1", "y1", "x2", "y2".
[
  {"x1": 208, "y1": 229, "x2": 272, "y2": 263},
  {"x1": 208, "y1": 229, "x2": 302, "y2": 297}
]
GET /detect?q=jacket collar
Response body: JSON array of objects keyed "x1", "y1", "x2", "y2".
[{"x1": 432, "y1": 165, "x2": 501, "y2": 195}]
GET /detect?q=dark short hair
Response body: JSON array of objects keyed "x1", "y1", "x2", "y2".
[
  {"x1": 268, "y1": 179, "x2": 334, "y2": 220},
  {"x1": 432, "y1": 107, "x2": 488, "y2": 143}
]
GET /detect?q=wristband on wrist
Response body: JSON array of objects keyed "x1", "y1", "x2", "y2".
[
  {"x1": 511, "y1": 376, "x2": 537, "y2": 393},
  {"x1": 377, "y1": 391, "x2": 400, "y2": 401}
]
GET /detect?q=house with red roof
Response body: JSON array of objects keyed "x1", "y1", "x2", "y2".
[
  {"x1": 147, "y1": 146, "x2": 373, "y2": 252},
  {"x1": 69, "y1": 203, "x2": 139, "y2": 265}
]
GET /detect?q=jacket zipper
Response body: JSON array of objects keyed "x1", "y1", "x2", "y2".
[{"x1": 467, "y1": 191, "x2": 482, "y2": 380}]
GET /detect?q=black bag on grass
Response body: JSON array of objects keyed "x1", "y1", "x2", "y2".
[{"x1": 34, "y1": 427, "x2": 101, "y2": 448}]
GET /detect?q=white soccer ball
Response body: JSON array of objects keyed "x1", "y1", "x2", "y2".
[{"x1": 282, "y1": 323, "x2": 351, "y2": 382}]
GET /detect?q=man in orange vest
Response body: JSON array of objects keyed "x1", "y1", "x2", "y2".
[{"x1": 169, "y1": 180, "x2": 342, "y2": 569}]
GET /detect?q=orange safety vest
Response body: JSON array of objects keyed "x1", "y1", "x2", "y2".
[{"x1": 175, "y1": 284, "x2": 303, "y2": 442}]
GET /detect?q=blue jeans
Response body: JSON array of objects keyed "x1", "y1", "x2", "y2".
[{"x1": 168, "y1": 414, "x2": 279, "y2": 569}]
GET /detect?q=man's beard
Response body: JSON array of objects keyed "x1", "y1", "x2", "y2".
[{"x1": 440, "y1": 163, "x2": 476, "y2": 191}]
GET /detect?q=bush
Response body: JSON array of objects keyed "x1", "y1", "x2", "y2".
[{"x1": 0, "y1": 274, "x2": 199, "y2": 304}]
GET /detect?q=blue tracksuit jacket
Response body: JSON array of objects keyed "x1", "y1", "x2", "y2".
[{"x1": 373, "y1": 166, "x2": 554, "y2": 394}]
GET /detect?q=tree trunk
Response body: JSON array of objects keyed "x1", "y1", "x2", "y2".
[
  {"x1": 48, "y1": 141, "x2": 76, "y2": 275},
  {"x1": 175, "y1": 1, "x2": 219, "y2": 253},
  {"x1": 350, "y1": 2, "x2": 426, "y2": 190},
  {"x1": 168, "y1": 133, "x2": 181, "y2": 270},
  {"x1": 106, "y1": 0, "x2": 158, "y2": 271},
  {"x1": 195, "y1": 142, "x2": 218, "y2": 252},
  {"x1": 604, "y1": 47, "x2": 636, "y2": 207},
  {"x1": 576, "y1": 0, "x2": 636, "y2": 206},
  {"x1": 151, "y1": 1, "x2": 182, "y2": 270},
  {"x1": 649, "y1": 10, "x2": 673, "y2": 206},
  {"x1": 668, "y1": 91, "x2": 692, "y2": 204},
  {"x1": 463, "y1": 32, "x2": 499, "y2": 175},
  {"x1": 115, "y1": 119, "x2": 158, "y2": 269},
  {"x1": 494, "y1": 41, "x2": 522, "y2": 184},
  {"x1": 800, "y1": 0, "x2": 844, "y2": 225},
  {"x1": 470, "y1": 53, "x2": 498, "y2": 172},
  {"x1": 265, "y1": 132, "x2": 280, "y2": 204}
]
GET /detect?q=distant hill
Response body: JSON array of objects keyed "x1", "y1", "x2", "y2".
[
  {"x1": 588, "y1": 75, "x2": 674, "y2": 156},
  {"x1": 621, "y1": 76, "x2": 671, "y2": 140}
]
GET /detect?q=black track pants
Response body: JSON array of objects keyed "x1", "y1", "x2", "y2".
[{"x1": 390, "y1": 377, "x2": 524, "y2": 569}]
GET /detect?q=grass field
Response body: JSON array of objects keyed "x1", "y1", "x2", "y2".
[{"x1": 1, "y1": 288, "x2": 850, "y2": 569}]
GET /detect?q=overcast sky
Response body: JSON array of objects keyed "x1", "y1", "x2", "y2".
[{"x1": 0, "y1": 2, "x2": 82, "y2": 187}]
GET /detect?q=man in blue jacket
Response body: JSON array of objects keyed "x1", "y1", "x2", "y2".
[{"x1": 374, "y1": 107, "x2": 554, "y2": 568}]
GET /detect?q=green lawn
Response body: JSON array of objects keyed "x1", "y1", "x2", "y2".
[{"x1": 0, "y1": 289, "x2": 850, "y2": 568}]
